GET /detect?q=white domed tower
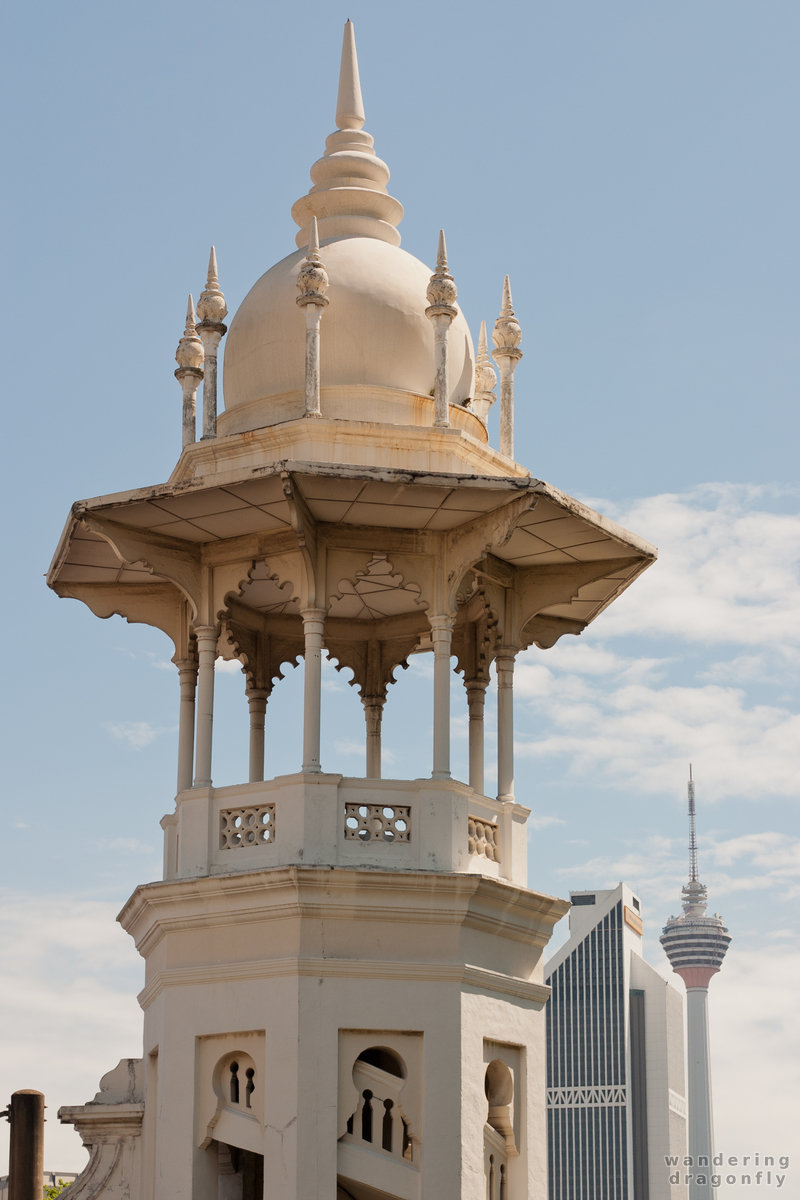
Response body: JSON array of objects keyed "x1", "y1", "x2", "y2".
[{"x1": 50, "y1": 22, "x2": 657, "y2": 1200}]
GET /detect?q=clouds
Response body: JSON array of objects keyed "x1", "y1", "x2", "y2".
[
  {"x1": 588, "y1": 484, "x2": 800, "y2": 647},
  {"x1": 103, "y1": 720, "x2": 166, "y2": 750},
  {"x1": 512, "y1": 486, "x2": 800, "y2": 805},
  {"x1": 550, "y1": 829, "x2": 800, "y2": 917},
  {"x1": 0, "y1": 894, "x2": 143, "y2": 1173}
]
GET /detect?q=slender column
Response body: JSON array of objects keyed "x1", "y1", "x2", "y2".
[
  {"x1": 296, "y1": 217, "x2": 329, "y2": 416},
  {"x1": 175, "y1": 657, "x2": 197, "y2": 793},
  {"x1": 196, "y1": 247, "x2": 228, "y2": 440},
  {"x1": 247, "y1": 687, "x2": 269, "y2": 783},
  {"x1": 496, "y1": 648, "x2": 516, "y2": 802},
  {"x1": 685, "y1": 986, "x2": 716, "y2": 1200},
  {"x1": 364, "y1": 699, "x2": 384, "y2": 779},
  {"x1": 301, "y1": 608, "x2": 326, "y2": 773},
  {"x1": 7, "y1": 1090, "x2": 44, "y2": 1200},
  {"x1": 492, "y1": 276, "x2": 523, "y2": 459},
  {"x1": 430, "y1": 615, "x2": 454, "y2": 780},
  {"x1": 193, "y1": 625, "x2": 218, "y2": 787},
  {"x1": 174, "y1": 294, "x2": 203, "y2": 449},
  {"x1": 425, "y1": 230, "x2": 458, "y2": 428},
  {"x1": 466, "y1": 678, "x2": 488, "y2": 794}
]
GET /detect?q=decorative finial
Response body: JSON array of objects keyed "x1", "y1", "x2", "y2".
[
  {"x1": 291, "y1": 20, "x2": 403, "y2": 248},
  {"x1": 175, "y1": 295, "x2": 203, "y2": 370},
  {"x1": 196, "y1": 246, "x2": 228, "y2": 325},
  {"x1": 175, "y1": 295, "x2": 204, "y2": 449},
  {"x1": 195, "y1": 247, "x2": 228, "y2": 440},
  {"x1": 492, "y1": 276, "x2": 523, "y2": 459},
  {"x1": 426, "y1": 231, "x2": 458, "y2": 312},
  {"x1": 426, "y1": 231, "x2": 459, "y2": 428},
  {"x1": 296, "y1": 217, "x2": 330, "y2": 309},
  {"x1": 296, "y1": 218, "x2": 330, "y2": 418},
  {"x1": 472, "y1": 320, "x2": 497, "y2": 423},
  {"x1": 336, "y1": 19, "x2": 365, "y2": 131}
]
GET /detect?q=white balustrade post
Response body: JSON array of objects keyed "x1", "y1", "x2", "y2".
[
  {"x1": 430, "y1": 615, "x2": 454, "y2": 780},
  {"x1": 466, "y1": 679, "x2": 488, "y2": 795},
  {"x1": 301, "y1": 608, "x2": 326, "y2": 773},
  {"x1": 193, "y1": 625, "x2": 218, "y2": 788},
  {"x1": 175, "y1": 657, "x2": 198, "y2": 793},
  {"x1": 364, "y1": 699, "x2": 383, "y2": 779},
  {"x1": 247, "y1": 687, "x2": 269, "y2": 783},
  {"x1": 496, "y1": 648, "x2": 516, "y2": 803}
]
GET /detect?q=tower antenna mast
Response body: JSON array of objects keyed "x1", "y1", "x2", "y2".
[{"x1": 688, "y1": 763, "x2": 698, "y2": 883}]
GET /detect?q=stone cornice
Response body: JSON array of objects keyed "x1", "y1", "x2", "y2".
[
  {"x1": 136, "y1": 955, "x2": 551, "y2": 1009},
  {"x1": 120, "y1": 866, "x2": 568, "y2": 960}
]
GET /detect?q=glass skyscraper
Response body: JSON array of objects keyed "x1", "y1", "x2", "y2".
[{"x1": 545, "y1": 884, "x2": 688, "y2": 1200}]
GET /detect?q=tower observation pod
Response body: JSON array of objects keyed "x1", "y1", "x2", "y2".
[
  {"x1": 48, "y1": 20, "x2": 657, "y2": 1200},
  {"x1": 660, "y1": 769, "x2": 731, "y2": 1200}
]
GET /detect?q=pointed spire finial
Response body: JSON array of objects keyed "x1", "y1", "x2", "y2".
[
  {"x1": 175, "y1": 294, "x2": 203, "y2": 450},
  {"x1": 492, "y1": 275, "x2": 523, "y2": 459},
  {"x1": 196, "y1": 249, "x2": 228, "y2": 440},
  {"x1": 437, "y1": 229, "x2": 448, "y2": 269},
  {"x1": 336, "y1": 19, "x2": 365, "y2": 132},
  {"x1": 472, "y1": 319, "x2": 497, "y2": 424},
  {"x1": 291, "y1": 20, "x2": 402, "y2": 248},
  {"x1": 296, "y1": 217, "x2": 330, "y2": 309},
  {"x1": 426, "y1": 230, "x2": 458, "y2": 313},
  {"x1": 426, "y1": 231, "x2": 459, "y2": 428},
  {"x1": 197, "y1": 246, "x2": 228, "y2": 326},
  {"x1": 175, "y1": 295, "x2": 203, "y2": 369}
]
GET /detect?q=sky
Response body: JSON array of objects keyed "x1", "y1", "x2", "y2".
[{"x1": 2, "y1": 0, "x2": 798, "y2": 1193}]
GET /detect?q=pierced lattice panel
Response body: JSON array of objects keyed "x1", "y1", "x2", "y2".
[
  {"x1": 344, "y1": 803, "x2": 411, "y2": 843},
  {"x1": 220, "y1": 804, "x2": 276, "y2": 849}
]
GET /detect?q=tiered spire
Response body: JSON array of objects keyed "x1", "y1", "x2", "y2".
[{"x1": 291, "y1": 20, "x2": 403, "y2": 247}]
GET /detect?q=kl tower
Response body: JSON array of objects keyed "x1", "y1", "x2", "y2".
[{"x1": 661, "y1": 768, "x2": 731, "y2": 1199}]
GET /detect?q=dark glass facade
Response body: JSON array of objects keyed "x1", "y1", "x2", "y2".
[{"x1": 546, "y1": 901, "x2": 628, "y2": 1200}]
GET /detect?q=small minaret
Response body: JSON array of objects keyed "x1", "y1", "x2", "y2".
[
  {"x1": 174, "y1": 294, "x2": 203, "y2": 448},
  {"x1": 492, "y1": 276, "x2": 522, "y2": 459},
  {"x1": 661, "y1": 768, "x2": 731, "y2": 1200},
  {"x1": 472, "y1": 320, "x2": 497, "y2": 424},
  {"x1": 425, "y1": 230, "x2": 458, "y2": 427},
  {"x1": 295, "y1": 216, "x2": 330, "y2": 417},
  {"x1": 196, "y1": 247, "x2": 228, "y2": 439}
]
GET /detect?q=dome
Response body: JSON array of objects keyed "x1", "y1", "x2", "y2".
[
  {"x1": 217, "y1": 20, "x2": 477, "y2": 440},
  {"x1": 221, "y1": 237, "x2": 475, "y2": 431}
]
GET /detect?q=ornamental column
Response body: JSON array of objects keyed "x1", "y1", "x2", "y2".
[
  {"x1": 425, "y1": 230, "x2": 458, "y2": 428},
  {"x1": 193, "y1": 625, "x2": 218, "y2": 787},
  {"x1": 492, "y1": 276, "x2": 523, "y2": 460},
  {"x1": 174, "y1": 295, "x2": 203, "y2": 449},
  {"x1": 296, "y1": 217, "x2": 330, "y2": 417},
  {"x1": 246, "y1": 686, "x2": 269, "y2": 783},
  {"x1": 430, "y1": 614, "x2": 454, "y2": 780},
  {"x1": 196, "y1": 247, "x2": 228, "y2": 440},
  {"x1": 496, "y1": 647, "x2": 516, "y2": 802},
  {"x1": 364, "y1": 698, "x2": 384, "y2": 779},
  {"x1": 301, "y1": 608, "x2": 326, "y2": 773},
  {"x1": 174, "y1": 655, "x2": 198, "y2": 793},
  {"x1": 465, "y1": 679, "x2": 488, "y2": 794}
]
